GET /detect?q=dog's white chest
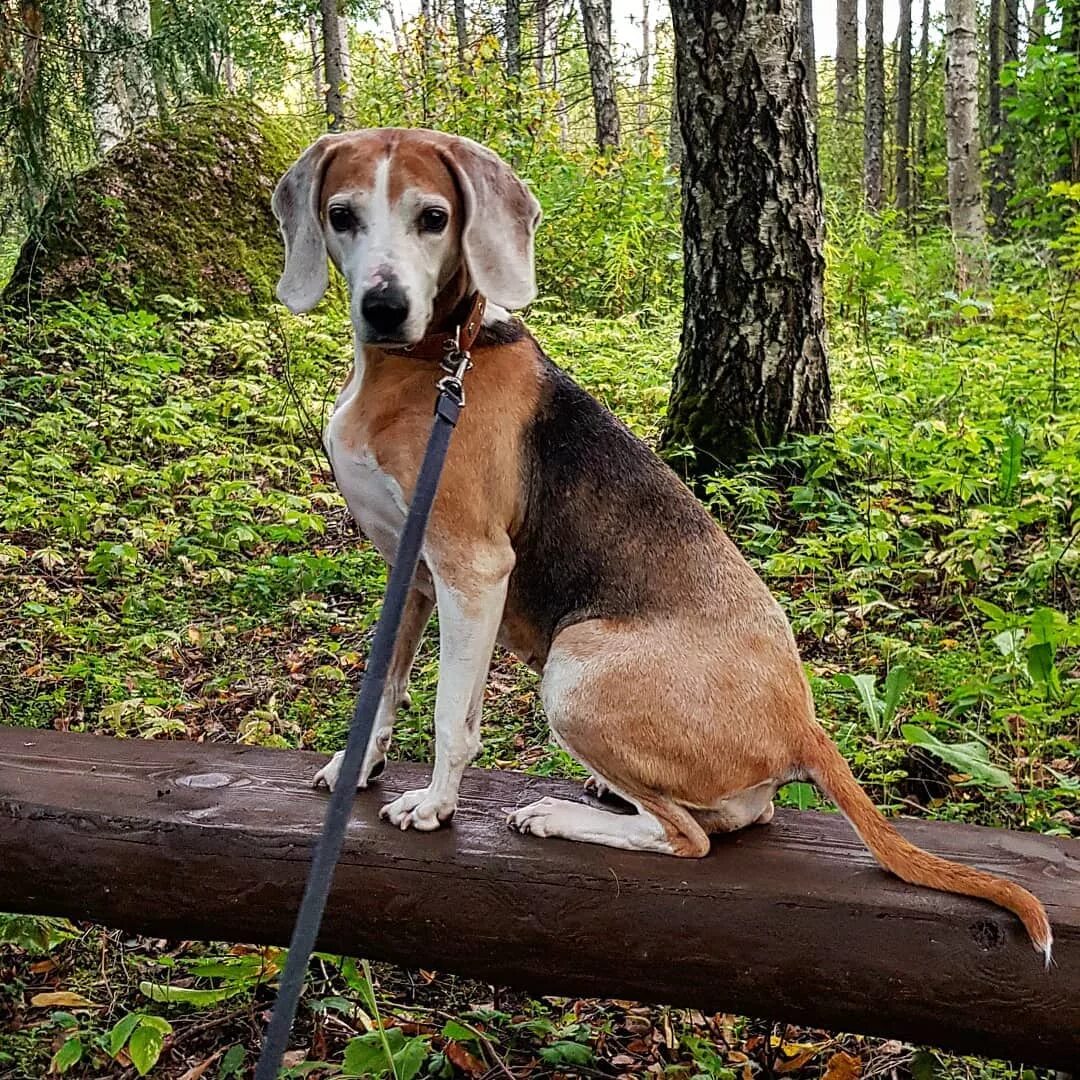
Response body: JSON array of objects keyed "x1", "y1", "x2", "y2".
[{"x1": 324, "y1": 389, "x2": 408, "y2": 561}]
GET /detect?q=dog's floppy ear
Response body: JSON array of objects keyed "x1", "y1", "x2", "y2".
[
  {"x1": 440, "y1": 137, "x2": 541, "y2": 311},
  {"x1": 271, "y1": 135, "x2": 341, "y2": 314}
]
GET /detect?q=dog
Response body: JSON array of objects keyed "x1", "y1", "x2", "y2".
[{"x1": 271, "y1": 128, "x2": 1051, "y2": 963}]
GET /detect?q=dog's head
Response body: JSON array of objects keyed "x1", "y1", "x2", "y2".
[{"x1": 271, "y1": 128, "x2": 541, "y2": 345}]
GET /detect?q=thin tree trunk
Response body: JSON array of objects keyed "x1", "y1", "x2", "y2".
[
  {"x1": 307, "y1": 14, "x2": 323, "y2": 103},
  {"x1": 536, "y1": 0, "x2": 547, "y2": 83},
  {"x1": 835, "y1": 0, "x2": 858, "y2": 121},
  {"x1": 990, "y1": 0, "x2": 1019, "y2": 231},
  {"x1": 864, "y1": 0, "x2": 885, "y2": 209},
  {"x1": 580, "y1": 0, "x2": 621, "y2": 150},
  {"x1": 662, "y1": 0, "x2": 830, "y2": 473},
  {"x1": 945, "y1": 0, "x2": 989, "y2": 288},
  {"x1": 668, "y1": 56, "x2": 682, "y2": 167},
  {"x1": 915, "y1": 0, "x2": 931, "y2": 209},
  {"x1": 1029, "y1": 0, "x2": 1045, "y2": 45},
  {"x1": 799, "y1": 0, "x2": 816, "y2": 111},
  {"x1": 550, "y1": 7, "x2": 570, "y2": 146},
  {"x1": 321, "y1": 0, "x2": 347, "y2": 130},
  {"x1": 455, "y1": 0, "x2": 468, "y2": 67},
  {"x1": 895, "y1": 0, "x2": 913, "y2": 215},
  {"x1": 638, "y1": 0, "x2": 651, "y2": 131},
  {"x1": 19, "y1": 0, "x2": 43, "y2": 109},
  {"x1": 505, "y1": 0, "x2": 520, "y2": 78}
]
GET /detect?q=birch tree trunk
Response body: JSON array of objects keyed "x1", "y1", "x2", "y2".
[
  {"x1": 638, "y1": 0, "x2": 651, "y2": 132},
  {"x1": 895, "y1": 0, "x2": 913, "y2": 215},
  {"x1": 307, "y1": 14, "x2": 323, "y2": 104},
  {"x1": 84, "y1": 0, "x2": 154, "y2": 152},
  {"x1": 321, "y1": 0, "x2": 348, "y2": 130},
  {"x1": 580, "y1": 0, "x2": 621, "y2": 150},
  {"x1": 835, "y1": 0, "x2": 858, "y2": 121},
  {"x1": 799, "y1": 0, "x2": 816, "y2": 111},
  {"x1": 864, "y1": 0, "x2": 885, "y2": 209},
  {"x1": 662, "y1": 0, "x2": 830, "y2": 473},
  {"x1": 945, "y1": 0, "x2": 988, "y2": 288}
]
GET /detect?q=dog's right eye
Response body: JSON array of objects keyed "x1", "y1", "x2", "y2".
[{"x1": 327, "y1": 205, "x2": 354, "y2": 232}]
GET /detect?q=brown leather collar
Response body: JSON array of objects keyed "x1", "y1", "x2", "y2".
[{"x1": 382, "y1": 292, "x2": 487, "y2": 362}]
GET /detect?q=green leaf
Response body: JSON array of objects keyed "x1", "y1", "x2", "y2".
[
  {"x1": 881, "y1": 665, "x2": 912, "y2": 726},
  {"x1": 129, "y1": 1023, "x2": 165, "y2": 1076},
  {"x1": 394, "y1": 1036, "x2": 428, "y2": 1080},
  {"x1": 836, "y1": 672, "x2": 882, "y2": 726},
  {"x1": 109, "y1": 1012, "x2": 142, "y2": 1056},
  {"x1": 440, "y1": 1020, "x2": 480, "y2": 1046},
  {"x1": 996, "y1": 419, "x2": 1024, "y2": 503},
  {"x1": 218, "y1": 1044, "x2": 245, "y2": 1077},
  {"x1": 539, "y1": 1040, "x2": 594, "y2": 1066},
  {"x1": 51, "y1": 1037, "x2": 83, "y2": 1074},
  {"x1": 343, "y1": 1033, "x2": 391, "y2": 1077},
  {"x1": 901, "y1": 725, "x2": 1015, "y2": 789},
  {"x1": 139, "y1": 980, "x2": 244, "y2": 1006}
]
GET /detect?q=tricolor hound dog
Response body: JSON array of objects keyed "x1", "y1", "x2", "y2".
[{"x1": 272, "y1": 128, "x2": 1050, "y2": 962}]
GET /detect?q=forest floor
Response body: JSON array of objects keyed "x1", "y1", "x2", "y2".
[{"x1": 0, "y1": 276, "x2": 1077, "y2": 1078}]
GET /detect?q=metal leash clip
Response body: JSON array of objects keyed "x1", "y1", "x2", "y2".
[{"x1": 437, "y1": 325, "x2": 473, "y2": 407}]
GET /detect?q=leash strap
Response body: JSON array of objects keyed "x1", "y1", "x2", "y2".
[{"x1": 254, "y1": 359, "x2": 468, "y2": 1080}]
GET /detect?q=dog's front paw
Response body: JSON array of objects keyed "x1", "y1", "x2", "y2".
[
  {"x1": 379, "y1": 787, "x2": 456, "y2": 831},
  {"x1": 313, "y1": 731, "x2": 393, "y2": 792}
]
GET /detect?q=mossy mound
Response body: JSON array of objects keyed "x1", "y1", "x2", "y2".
[{"x1": 3, "y1": 100, "x2": 304, "y2": 317}]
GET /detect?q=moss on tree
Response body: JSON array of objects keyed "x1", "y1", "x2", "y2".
[{"x1": 3, "y1": 100, "x2": 304, "y2": 317}]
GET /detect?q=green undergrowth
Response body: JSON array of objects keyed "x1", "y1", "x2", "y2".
[{"x1": 0, "y1": 239, "x2": 1077, "y2": 1077}]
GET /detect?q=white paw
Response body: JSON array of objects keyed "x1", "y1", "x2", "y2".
[
  {"x1": 506, "y1": 796, "x2": 565, "y2": 838},
  {"x1": 313, "y1": 730, "x2": 392, "y2": 792},
  {"x1": 379, "y1": 786, "x2": 456, "y2": 831}
]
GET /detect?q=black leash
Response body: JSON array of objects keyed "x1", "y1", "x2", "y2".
[{"x1": 254, "y1": 344, "x2": 471, "y2": 1080}]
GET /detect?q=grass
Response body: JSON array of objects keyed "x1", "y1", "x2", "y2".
[{"x1": 0, "y1": 243, "x2": 1077, "y2": 1077}]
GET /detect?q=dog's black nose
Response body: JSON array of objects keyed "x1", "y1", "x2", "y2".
[{"x1": 361, "y1": 281, "x2": 409, "y2": 336}]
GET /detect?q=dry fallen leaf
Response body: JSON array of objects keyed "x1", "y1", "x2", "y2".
[
  {"x1": 445, "y1": 1040, "x2": 486, "y2": 1077},
  {"x1": 822, "y1": 1050, "x2": 863, "y2": 1080},
  {"x1": 176, "y1": 1052, "x2": 222, "y2": 1080},
  {"x1": 30, "y1": 992, "x2": 99, "y2": 1009},
  {"x1": 282, "y1": 1050, "x2": 308, "y2": 1068}
]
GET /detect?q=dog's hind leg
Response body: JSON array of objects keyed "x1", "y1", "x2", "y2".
[{"x1": 507, "y1": 790, "x2": 710, "y2": 856}]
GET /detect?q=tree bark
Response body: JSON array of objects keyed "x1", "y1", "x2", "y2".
[
  {"x1": 662, "y1": 0, "x2": 830, "y2": 474},
  {"x1": 321, "y1": 0, "x2": 349, "y2": 130},
  {"x1": 505, "y1": 0, "x2": 521, "y2": 79},
  {"x1": 580, "y1": 0, "x2": 621, "y2": 150},
  {"x1": 864, "y1": 0, "x2": 885, "y2": 209},
  {"x1": 307, "y1": 14, "x2": 323, "y2": 104},
  {"x1": 835, "y1": 0, "x2": 858, "y2": 121},
  {"x1": 84, "y1": 0, "x2": 154, "y2": 152},
  {"x1": 989, "y1": 0, "x2": 1019, "y2": 232},
  {"x1": 668, "y1": 54, "x2": 682, "y2": 167},
  {"x1": 550, "y1": 6, "x2": 570, "y2": 146},
  {"x1": 895, "y1": 0, "x2": 913, "y2": 215},
  {"x1": 945, "y1": 0, "x2": 988, "y2": 288},
  {"x1": 638, "y1": 0, "x2": 651, "y2": 131},
  {"x1": 915, "y1": 0, "x2": 931, "y2": 208},
  {"x1": 1029, "y1": 0, "x2": 1045, "y2": 45},
  {"x1": 536, "y1": 0, "x2": 547, "y2": 83},
  {"x1": 799, "y1": 0, "x2": 816, "y2": 111}
]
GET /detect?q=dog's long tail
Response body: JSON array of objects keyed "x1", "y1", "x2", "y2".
[{"x1": 801, "y1": 721, "x2": 1053, "y2": 967}]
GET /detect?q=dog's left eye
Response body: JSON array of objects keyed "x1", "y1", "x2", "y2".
[{"x1": 419, "y1": 207, "x2": 448, "y2": 234}]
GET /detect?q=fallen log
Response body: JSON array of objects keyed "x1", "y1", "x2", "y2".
[{"x1": 0, "y1": 727, "x2": 1077, "y2": 1067}]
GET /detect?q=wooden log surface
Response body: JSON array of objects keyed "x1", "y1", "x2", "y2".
[{"x1": 0, "y1": 726, "x2": 1077, "y2": 1068}]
